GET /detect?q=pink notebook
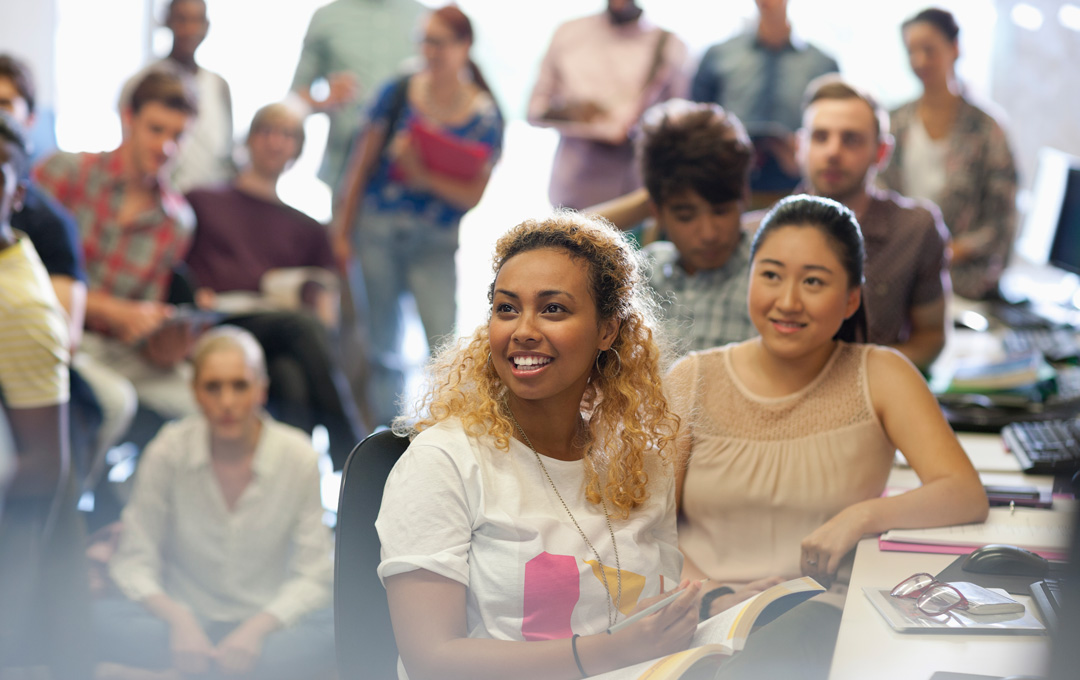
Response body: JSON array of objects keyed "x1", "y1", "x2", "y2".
[{"x1": 409, "y1": 119, "x2": 491, "y2": 180}]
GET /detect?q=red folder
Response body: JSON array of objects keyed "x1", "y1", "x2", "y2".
[{"x1": 408, "y1": 118, "x2": 491, "y2": 180}]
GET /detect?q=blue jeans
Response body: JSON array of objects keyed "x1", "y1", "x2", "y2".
[
  {"x1": 94, "y1": 598, "x2": 335, "y2": 679},
  {"x1": 351, "y1": 204, "x2": 458, "y2": 426}
]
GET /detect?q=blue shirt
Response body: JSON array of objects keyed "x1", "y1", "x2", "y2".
[
  {"x1": 363, "y1": 78, "x2": 504, "y2": 229},
  {"x1": 691, "y1": 31, "x2": 839, "y2": 133}
]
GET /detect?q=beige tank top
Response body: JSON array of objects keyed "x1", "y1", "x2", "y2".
[{"x1": 669, "y1": 342, "x2": 896, "y2": 585}]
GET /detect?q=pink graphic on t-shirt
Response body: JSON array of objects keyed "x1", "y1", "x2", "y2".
[{"x1": 522, "y1": 551, "x2": 579, "y2": 641}]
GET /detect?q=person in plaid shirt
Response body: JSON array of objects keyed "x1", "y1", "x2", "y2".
[
  {"x1": 34, "y1": 70, "x2": 201, "y2": 427},
  {"x1": 638, "y1": 99, "x2": 758, "y2": 355}
]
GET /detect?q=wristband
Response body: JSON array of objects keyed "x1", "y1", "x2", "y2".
[
  {"x1": 571, "y1": 633, "x2": 588, "y2": 678},
  {"x1": 699, "y1": 586, "x2": 735, "y2": 621}
]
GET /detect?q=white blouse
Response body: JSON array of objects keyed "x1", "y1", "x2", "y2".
[{"x1": 109, "y1": 414, "x2": 333, "y2": 626}]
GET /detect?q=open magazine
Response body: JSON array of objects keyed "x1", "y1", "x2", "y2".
[{"x1": 592, "y1": 577, "x2": 825, "y2": 680}]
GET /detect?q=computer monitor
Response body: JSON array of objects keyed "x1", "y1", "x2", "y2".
[
  {"x1": 1016, "y1": 147, "x2": 1080, "y2": 274},
  {"x1": 1048, "y1": 166, "x2": 1080, "y2": 276}
]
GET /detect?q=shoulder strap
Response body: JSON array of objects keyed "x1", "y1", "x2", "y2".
[
  {"x1": 377, "y1": 74, "x2": 412, "y2": 160},
  {"x1": 643, "y1": 30, "x2": 671, "y2": 90}
]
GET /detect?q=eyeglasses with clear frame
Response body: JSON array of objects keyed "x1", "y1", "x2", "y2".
[{"x1": 890, "y1": 572, "x2": 970, "y2": 616}]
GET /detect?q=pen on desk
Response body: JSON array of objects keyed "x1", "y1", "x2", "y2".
[{"x1": 606, "y1": 579, "x2": 708, "y2": 634}]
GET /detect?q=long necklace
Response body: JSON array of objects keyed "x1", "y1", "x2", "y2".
[{"x1": 507, "y1": 408, "x2": 623, "y2": 628}]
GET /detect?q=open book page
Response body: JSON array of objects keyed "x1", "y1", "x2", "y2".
[
  {"x1": 590, "y1": 577, "x2": 825, "y2": 680},
  {"x1": 693, "y1": 576, "x2": 825, "y2": 651},
  {"x1": 589, "y1": 645, "x2": 731, "y2": 680}
]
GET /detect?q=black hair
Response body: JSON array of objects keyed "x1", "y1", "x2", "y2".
[
  {"x1": 639, "y1": 100, "x2": 753, "y2": 207},
  {"x1": 0, "y1": 54, "x2": 35, "y2": 115},
  {"x1": 903, "y1": 7, "x2": 960, "y2": 42},
  {"x1": 0, "y1": 109, "x2": 30, "y2": 181},
  {"x1": 750, "y1": 194, "x2": 867, "y2": 343}
]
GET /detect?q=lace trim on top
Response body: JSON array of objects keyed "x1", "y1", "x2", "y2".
[{"x1": 690, "y1": 342, "x2": 876, "y2": 441}]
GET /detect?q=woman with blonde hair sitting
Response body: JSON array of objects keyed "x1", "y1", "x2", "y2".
[{"x1": 376, "y1": 212, "x2": 704, "y2": 679}]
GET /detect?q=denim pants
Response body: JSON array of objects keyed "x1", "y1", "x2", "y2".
[
  {"x1": 351, "y1": 205, "x2": 458, "y2": 426},
  {"x1": 94, "y1": 597, "x2": 335, "y2": 679}
]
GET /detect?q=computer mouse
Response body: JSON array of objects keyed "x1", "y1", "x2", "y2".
[{"x1": 961, "y1": 544, "x2": 1049, "y2": 577}]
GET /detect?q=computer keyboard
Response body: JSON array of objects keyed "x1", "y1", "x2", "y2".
[
  {"x1": 1002, "y1": 328, "x2": 1080, "y2": 363},
  {"x1": 1002, "y1": 417, "x2": 1080, "y2": 474},
  {"x1": 1029, "y1": 578, "x2": 1065, "y2": 629},
  {"x1": 991, "y1": 301, "x2": 1057, "y2": 330}
]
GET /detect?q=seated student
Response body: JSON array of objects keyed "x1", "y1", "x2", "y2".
[
  {"x1": 0, "y1": 52, "x2": 112, "y2": 486},
  {"x1": 376, "y1": 213, "x2": 703, "y2": 679},
  {"x1": 668, "y1": 195, "x2": 987, "y2": 661},
  {"x1": 0, "y1": 111, "x2": 92, "y2": 680},
  {"x1": 96, "y1": 326, "x2": 335, "y2": 680},
  {"x1": 185, "y1": 102, "x2": 365, "y2": 468},
  {"x1": 34, "y1": 69, "x2": 202, "y2": 433},
  {"x1": 748, "y1": 75, "x2": 951, "y2": 371},
  {"x1": 636, "y1": 99, "x2": 757, "y2": 353}
]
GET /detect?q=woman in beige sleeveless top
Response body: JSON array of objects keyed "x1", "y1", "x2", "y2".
[{"x1": 668, "y1": 195, "x2": 988, "y2": 623}]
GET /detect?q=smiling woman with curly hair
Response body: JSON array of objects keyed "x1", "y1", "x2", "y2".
[{"x1": 375, "y1": 211, "x2": 701, "y2": 679}]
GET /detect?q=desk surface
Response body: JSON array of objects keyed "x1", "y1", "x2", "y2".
[
  {"x1": 828, "y1": 435, "x2": 1060, "y2": 680},
  {"x1": 828, "y1": 539, "x2": 1051, "y2": 680}
]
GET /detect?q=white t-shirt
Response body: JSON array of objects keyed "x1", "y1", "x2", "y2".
[{"x1": 377, "y1": 419, "x2": 681, "y2": 649}]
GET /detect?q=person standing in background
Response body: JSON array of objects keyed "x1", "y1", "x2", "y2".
[
  {"x1": 122, "y1": 0, "x2": 235, "y2": 193},
  {"x1": 333, "y1": 5, "x2": 503, "y2": 428},
  {"x1": 692, "y1": 0, "x2": 838, "y2": 205},
  {"x1": 878, "y1": 7, "x2": 1018, "y2": 300},
  {"x1": 749, "y1": 75, "x2": 952, "y2": 371},
  {"x1": 528, "y1": 0, "x2": 688, "y2": 210},
  {"x1": 290, "y1": 0, "x2": 427, "y2": 199}
]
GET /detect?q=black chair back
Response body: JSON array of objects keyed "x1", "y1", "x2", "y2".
[{"x1": 334, "y1": 430, "x2": 411, "y2": 679}]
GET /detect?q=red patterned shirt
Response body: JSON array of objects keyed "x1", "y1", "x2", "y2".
[{"x1": 32, "y1": 149, "x2": 194, "y2": 303}]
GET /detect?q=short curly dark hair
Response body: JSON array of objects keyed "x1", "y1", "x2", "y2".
[
  {"x1": 639, "y1": 99, "x2": 753, "y2": 208},
  {"x1": 0, "y1": 54, "x2": 35, "y2": 115},
  {"x1": 0, "y1": 109, "x2": 30, "y2": 180}
]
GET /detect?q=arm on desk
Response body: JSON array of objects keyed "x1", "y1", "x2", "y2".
[{"x1": 800, "y1": 348, "x2": 988, "y2": 586}]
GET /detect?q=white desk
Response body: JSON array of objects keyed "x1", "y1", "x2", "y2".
[
  {"x1": 828, "y1": 434, "x2": 1061, "y2": 680},
  {"x1": 828, "y1": 539, "x2": 1051, "y2": 680}
]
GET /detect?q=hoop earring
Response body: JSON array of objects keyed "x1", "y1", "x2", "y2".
[{"x1": 595, "y1": 347, "x2": 622, "y2": 380}]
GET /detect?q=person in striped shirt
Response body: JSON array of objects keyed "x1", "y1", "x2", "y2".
[{"x1": 0, "y1": 109, "x2": 93, "y2": 680}]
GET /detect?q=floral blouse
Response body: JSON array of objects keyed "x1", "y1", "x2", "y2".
[{"x1": 879, "y1": 95, "x2": 1018, "y2": 300}]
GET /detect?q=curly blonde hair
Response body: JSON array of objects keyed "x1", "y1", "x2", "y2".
[{"x1": 395, "y1": 212, "x2": 680, "y2": 517}]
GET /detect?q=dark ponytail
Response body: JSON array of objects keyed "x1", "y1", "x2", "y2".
[
  {"x1": 902, "y1": 7, "x2": 960, "y2": 43},
  {"x1": 750, "y1": 195, "x2": 868, "y2": 343}
]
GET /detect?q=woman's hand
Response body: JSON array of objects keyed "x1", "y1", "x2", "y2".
[
  {"x1": 214, "y1": 623, "x2": 265, "y2": 675},
  {"x1": 800, "y1": 504, "x2": 869, "y2": 587},
  {"x1": 214, "y1": 612, "x2": 280, "y2": 676},
  {"x1": 169, "y1": 614, "x2": 216, "y2": 675},
  {"x1": 597, "y1": 580, "x2": 702, "y2": 666},
  {"x1": 700, "y1": 576, "x2": 786, "y2": 619},
  {"x1": 390, "y1": 134, "x2": 430, "y2": 190}
]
